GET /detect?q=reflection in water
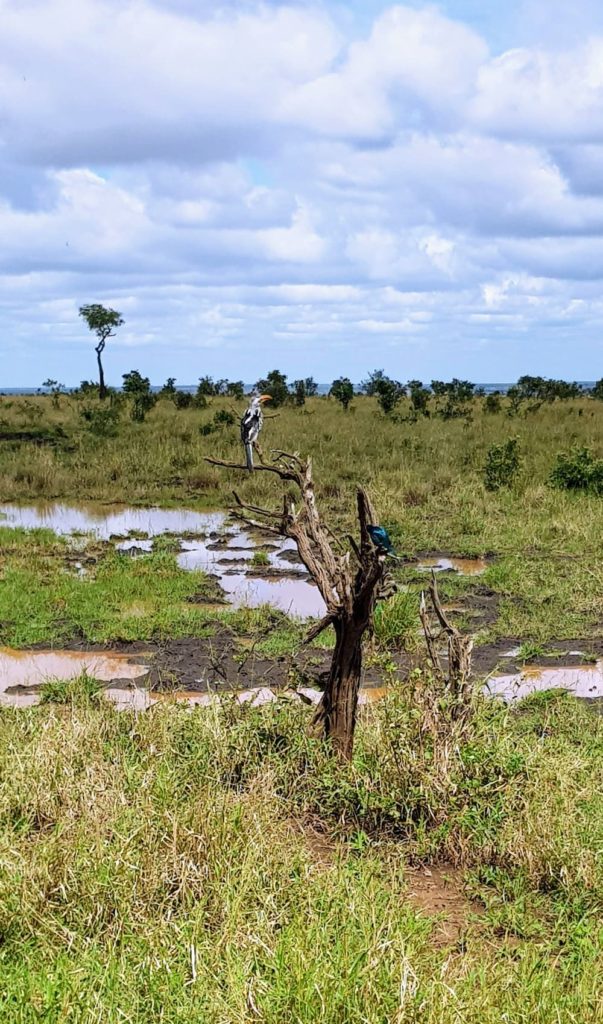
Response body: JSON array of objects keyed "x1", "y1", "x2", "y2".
[
  {"x1": 0, "y1": 503, "x2": 226, "y2": 539},
  {"x1": 487, "y1": 662, "x2": 603, "y2": 700},
  {"x1": 0, "y1": 648, "x2": 152, "y2": 709},
  {"x1": 418, "y1": 557, "x2": 487, "y2": 576},
  {"x1": 0, "y1": 502, "x2": 323, "y2": 619}
]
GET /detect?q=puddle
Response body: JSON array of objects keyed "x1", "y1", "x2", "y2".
[
  {"x1": 0, "y1": 502, "x2": 324, "y2": 619},
  {"x1": 417, "y1": 556, "x2": 488, "y2": 576},
  {"x1": 487, "y1": 663, "x2": 603, "y2": 700},
  {"x1": 0, "y1": 648, "x2": 152, "y2": 709},
  {"x1": 0, "y1": 503, "x2": 226, "y2": 539}
]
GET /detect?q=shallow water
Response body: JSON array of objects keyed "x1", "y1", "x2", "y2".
[
  {"x1": 487, "y1": 662, "x2": 603, "y2": 700},
  {"x1": 418, "y1": 556, "x2": 488, "y2": 576},
  {"x1": 0, "y1": 648, "x2": 152, "y2": 708},
  {"x1": 0, "y1": 502, "x2": 325, "y2": 618},
  {"x1": 0, "y1": 646, "x2": 310, "y2": 710},
  {"x1": 0, "y1": 503, "x2": 226, "y2": 539}
]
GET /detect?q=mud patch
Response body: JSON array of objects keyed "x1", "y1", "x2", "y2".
[
  {"x1": 405, "y1": 865, "x2": 483, "y2": 947},
  {"x1": 417, "y1": 554, "x2": 489, "y2": 576}
]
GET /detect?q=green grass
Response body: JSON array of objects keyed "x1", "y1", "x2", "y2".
[
  {"x1": 0, "y1": 687, "x2": 601, "y2": 1022},
  {"x1": 1, "y1": 393, "x2": 603, "y2": 1020},
  {"x1": 0, "y1": 527, "x2": 222, "y2": 646}
]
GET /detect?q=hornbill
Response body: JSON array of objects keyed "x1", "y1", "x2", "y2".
[{"x1": 240, "y1": 393, "x2": 272, "y2": 470}]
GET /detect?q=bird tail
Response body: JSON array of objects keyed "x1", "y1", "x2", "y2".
[{"x1": 245, "y1": 442, "x2": 254, "y2": 471}]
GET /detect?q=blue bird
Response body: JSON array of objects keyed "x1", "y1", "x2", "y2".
[{"x1": 367, "y1": 524, "x2": 398, "y2": 557}]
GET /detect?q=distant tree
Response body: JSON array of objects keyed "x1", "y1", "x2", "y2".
[
  {"x1": 290, "y1": 378, "x2": 318, "y2": 406},
  {"x1": 173, "y1": 390, "x2": 195, "y2": 409},
  {"x1": 484, "y1": 392, "x2": 502, "y2": 414},
  {"x1": 376, "y1": 377, "x2": 405, "y2": 415},
  {"x1": 407, "y1": 379, "x2": 430, "y2": 417},
  {"x1": 360, "y1": 369, "x2": 388, "y2": 395},
  {"x1": 225, "y1": 380, "x2": 245, "y2": 399},
  {"x1": 329, "y1": 377, "x2": 354, "y2": 411},
  {"x1": 160, "y1": 377, "x2": 177, "y2": 397},
  {"x1": 431, "y1": 378, "x2": 476, "y2": 419},
  {"x1": 122, "y1": 370, "x2": 157, "y2": 422},
  {"x1": 255, "y1": 369, "x2": 289, "y2": 407},
  {"x1": 79, "y1": 304, "x2": 124, "y2": 400},
  {"x1": 42, "y1": 379, "x2": 66, "y2": 409},
  {"x1": 197, "y1": 376, "x2": 217, "y2": 398},
  {"x1": 592, "y1": 379, "x2": 603, "y2": 400}
]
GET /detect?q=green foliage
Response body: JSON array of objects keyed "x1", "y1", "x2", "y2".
[
  {"x1": 122, "y1": 370, "x2": 157, "y2": 423},
  {"x1": 515, "y1": 375, "x2": 584, "y2": 401},
  {"x1": 173, "y1": 390, "x2": 194, "y2": 408},
  {"x1": 199, "y1": 408, "x2": 237, "y2": 436},
  {"x1": 373, "y1": 591, "x2": 418, "y2": 648},
  {"x1": 40, "y1": 672, "x2": 103, "y2": 706},
  {"x1": 432, "y1": 379, "x2": 476, "y2": 420},
  {"x1": 160, "y1": 377, "x2": 177, "y2": 396},
  {"x1": 42, "y1": 379, "x2": 66, "y2": 409},
  {"x1": 255, "y1": 369, "x2": 289, "y2": 407},
  {"x1": 329, "y1": 377, "x2": 354, "y2": 410},
  {"x1": 484, "y1": 437, "x2": 521, "y2": 491},
  {"x1": 360, "y1": 369, "x2": 405, "y2": 415},
  {"x1": 591, "y1": 379, "x2": 603, "y2": 400},
  {"x1": 225, "y1": 380, "x2": 245, "y2": 399},
  {"x1": 550, "y1": 445, "x2": 603, "y2": 495},
  {"x1": 290, "y1": 378, "x2": 318, "y2": 406},
  {"x1": 484, "y1": 392, "x2": 502, "y2": 414},
  {"x1": 407, "y1": 379, "x2": 430, "y2": 417},
  {"x1": 251, "y1": 550, "x2": 270, "y2": 567},
  {"x1": 78, "y1": 303, "x2": 124, "y2": 342},
  {"x1": 78, "y1": 402, "x2": 121, "y2": 438}
]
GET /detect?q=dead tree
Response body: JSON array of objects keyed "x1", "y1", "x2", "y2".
[
  {"x1": 419, "y1": 572, "x2": 474, "y2": 722},
  {"x1": 206, "y1": 450, "x2": 387, "y2": 759}
]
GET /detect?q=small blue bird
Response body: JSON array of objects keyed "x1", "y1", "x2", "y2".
[{"x1": 367, "y1": 524, "x2": 398, "y2": 557}]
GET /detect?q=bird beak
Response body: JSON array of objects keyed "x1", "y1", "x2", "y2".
[{"x1": 259, "y1": 394, "x2": 272, "y2": 403}]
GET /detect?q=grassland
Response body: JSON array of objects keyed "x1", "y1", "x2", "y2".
[{"x1": 0, "y1": 391, "x2": 602, "y2": 1021}]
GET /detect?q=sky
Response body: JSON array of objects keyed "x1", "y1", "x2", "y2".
[{"x1": 2, "y1": 1, "x2": 603, "y2": 385}]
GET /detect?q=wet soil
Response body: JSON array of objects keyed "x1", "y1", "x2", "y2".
[{"x1": 404, "y1": 865, "x2": 484, "y2": 947}]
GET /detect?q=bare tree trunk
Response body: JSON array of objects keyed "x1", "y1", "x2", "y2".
[
  {"x1": 313, "y1": 617, "x2": 363, "y2": 760},
  {"x1": 96, "y1": 343, "x2": 106, "y2": 400},
  {"x1": 205, "y1": 453, "x2": 386, "y2": 760}
]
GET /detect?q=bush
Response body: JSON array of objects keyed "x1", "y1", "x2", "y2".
[
  {"x1": 329, "y1": 377, "x2": 354, "y2": 411},
  {"x1": 550, "y1": 446, "x2": 603, "y2": 494},
  {"x1": 484, "y1": 393, "x2": 502, "y2": 414},
  {"x1": 173, "y1": 390, "x2": 194, "y2": 409},
  {"x1": 78, "y1": 403, "x2": 121, "y2": 437},
  {"x1": 484, "y1": 437, "x2": 521, "y2": 491}
]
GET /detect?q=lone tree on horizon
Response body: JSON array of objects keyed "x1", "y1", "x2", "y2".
[{"x1": 79, "y1": 303, "x2": 124, "y2": 400}]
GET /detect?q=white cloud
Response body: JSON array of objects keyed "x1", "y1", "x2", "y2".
[{"x1": 2, "y1": 0, "x2": 603, "y2": 383}]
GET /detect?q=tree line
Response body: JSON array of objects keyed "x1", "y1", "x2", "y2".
[{"x1": 73, "y1": 302, "x2": 603, "y2": 421}]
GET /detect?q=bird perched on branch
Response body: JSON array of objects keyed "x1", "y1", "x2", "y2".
[
  {"x1": 367, "y1": 524, "x2": 399, "y2": 558},
  {"x1": 240, "y1": 393, "x2": 271, "y2": 470}
]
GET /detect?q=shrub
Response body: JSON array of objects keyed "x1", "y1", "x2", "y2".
[
  {"x1": 484, "y1": 438, "x2": 521, "y2": 491},
  {"x1": 550, "y1": 446, "x2": 603, "y2": 494},
  {"x1": 173, "y1": 390, "x2": 194, "y2": 409},
  {"x1": 484, "y1": 392, "x2": 502, "y2": 414},
  {"x1": 329, "y1": 377, "x2": 354, "y2": 411},
  {"x1": 79, "y1": 403, "x2": 121, "y2": 438}
]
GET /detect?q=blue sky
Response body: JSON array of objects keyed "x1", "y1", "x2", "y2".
[{"x1": 2, "y1": 0, "x2": 603, "y2": 385}]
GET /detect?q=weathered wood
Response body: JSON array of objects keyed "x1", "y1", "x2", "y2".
[{"x1": 206, "y1": 449, "x2": 387, "y2": 759}]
